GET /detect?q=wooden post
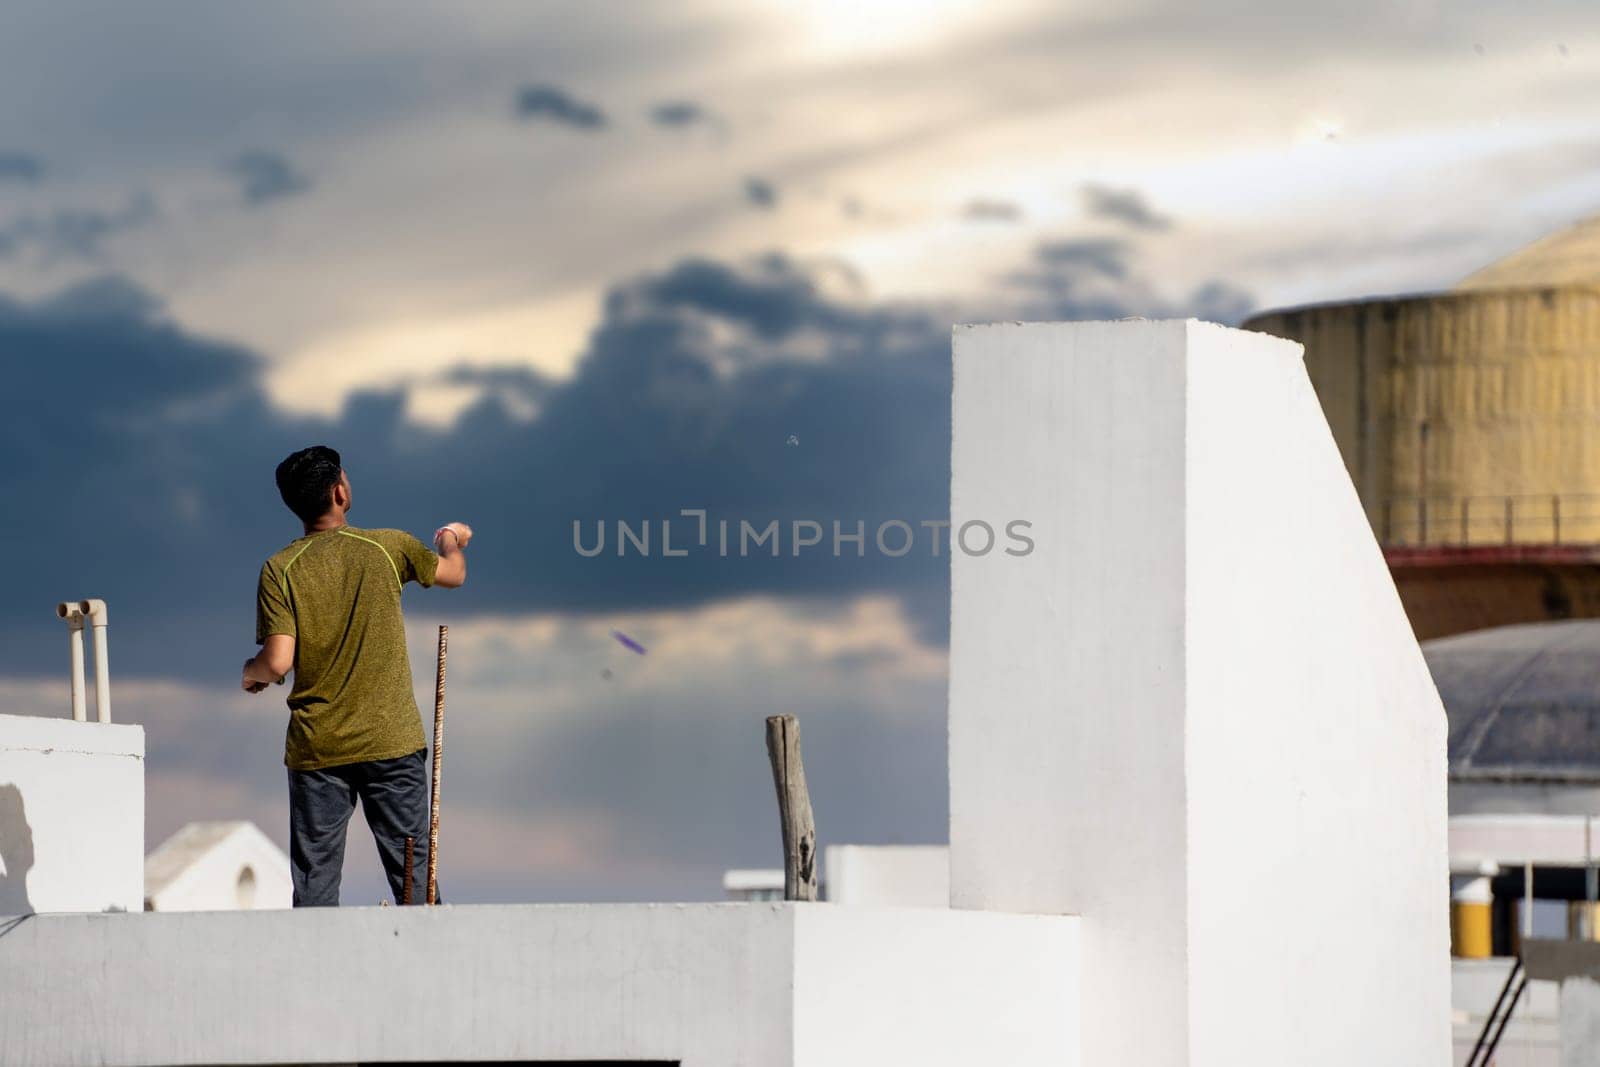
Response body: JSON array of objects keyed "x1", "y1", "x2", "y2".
[
  {"x1": 427, "y1": 625, "x2": 447, "y2": 905},
  {"x1": 765, "y1": 714, "x2": 817, "y2": 902}
]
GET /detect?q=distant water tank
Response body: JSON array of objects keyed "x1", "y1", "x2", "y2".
[{"x1": 1246, "y1": 215, "x2": 1600, "y2": 638}]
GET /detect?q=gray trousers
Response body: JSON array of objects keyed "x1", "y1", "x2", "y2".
[{"x1": 287, "y1": 748, "x2": 436, "y2": 906}]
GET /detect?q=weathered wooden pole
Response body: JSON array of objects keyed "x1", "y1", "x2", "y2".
[
  {"x1": 427, "y1": 625, "x2": 447, "y2": 905},
  {"x1": 764, "y1": 714, "x2": 817, "y2": 901}
]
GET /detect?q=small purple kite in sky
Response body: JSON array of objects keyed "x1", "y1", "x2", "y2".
[{"x1": 611, "y1": 629, "x2": 648, "y2": 655}]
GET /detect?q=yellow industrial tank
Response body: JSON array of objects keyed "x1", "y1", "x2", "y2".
[
  {"x1": 1244, "y1": 215, "x2": 1600, "y2": 639},
  {"x1": 1245, "y1": 286, "x2": 1600, "y2": 547}
]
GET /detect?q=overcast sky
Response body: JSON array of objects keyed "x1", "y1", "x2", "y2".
[{"x1": 2, "y1": 0, "x2": 1598, "y2": 904}]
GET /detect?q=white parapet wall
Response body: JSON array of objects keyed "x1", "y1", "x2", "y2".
[
  {"x1": 0, "y1": 902, "x2": 1078, "y2": 1067},
  {"x1": 824, "y1": 844, "x2": 949, "y2": 908},
  {"x1": 0, "y1": 712, "x2": 144, "y2": 915},
  {"x1": 948, "y1": 320, "x2": 1451, "y2": 1066}
]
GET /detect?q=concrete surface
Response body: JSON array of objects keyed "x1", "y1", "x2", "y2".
[
  {"x1": 0, "y1": 902, "x2": 1079, "y2": 1067},
  {"x1": 823, "y1": 844, "x2": 949, "y2": 908},
  {"x1": 1452, "y1": 958, "x2": 1558, "y2": 1067},
  {"x1": 0, "y1": 712, "x2": 143, "y2": 915},
  {"x1": 1559, "y1": 977, "x2": 1600, "y2": 1067},
  {"x1": 948, "y1": 319, "x2": 1451, "y2": 1066}
]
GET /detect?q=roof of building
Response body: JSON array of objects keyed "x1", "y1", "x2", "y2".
[
  {"x1": 1455, "y1": 213, "x2": 1600, "y2": 291},
  {"x1": 143, "y1": 821, "x2": 276, "y2": 900},
  {"x1": 1425, "y1": 619, "x2": 1600, "y2": 784}
]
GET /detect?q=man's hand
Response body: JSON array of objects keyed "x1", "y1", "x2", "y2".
[
  {"x1": 241, "y1": 660, "x2": 270, "y2": 694},
  {"x1": 242, "y1": 634, "x2": 295, "y2": 694},
  {"x1": 434, "y1": 521, "x2": 472, "y2": 588}
]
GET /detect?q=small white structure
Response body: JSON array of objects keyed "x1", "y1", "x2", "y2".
[
  {"x1": 722, "y1": 867, "x2": 785, "y2": 901},
  {"x1": 824, "y1": 845, "x2": 949, "y2": 908},
  {"x1": 144, "y1": 821, "x2": 291, "y2": 912},
  {"x1": 0, "y1": 712, "x2": 143, "y2": 915},
  {"x1": 949, "y1": 321, "x2": 1451, "y2": 1065}
]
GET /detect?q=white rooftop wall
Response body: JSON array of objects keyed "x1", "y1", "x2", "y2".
[
  {"x1": 0, "y1": 712, "x2": 143, "y2": 915},
  {"x1": 823, "y1": 844, "x2": 949, "y2": 908},
  {"x1": 948, "y1": 320, "x2": 1451, "y2": 1066},
  {"x1": 0, "y1": 902, "x2": 1079, "y2": 1067}
]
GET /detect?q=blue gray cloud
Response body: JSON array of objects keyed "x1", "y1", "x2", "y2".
[
  {"x1": 1081, "y1": 183, "x2": 1172, "y2": 231},
  {"x1": 224, "y1": 151, "x2": 312, "y2": 206},
  {"x1": 0, "y1": 241, "x2": 1249, "y2": 680},
  {"x1": 650, "y1": 100, "x2": 714, "y2": 128},
  {"x1": 0, "y1": 192, "x2": 156, "y2": 260},
  {"x1": 743, "y1": 176, "x2": 778, "y2": 209},
  {"x1": 0, "y1": 152, "x2": 43, "y2": 183},
  {"x1": 515, "y1": 84, "x2": 608, "y2": 129}
]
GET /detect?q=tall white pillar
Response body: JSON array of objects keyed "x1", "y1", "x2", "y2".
[{"x1": 948, "y1": 320, "x2": 1450, "y2": 1066}]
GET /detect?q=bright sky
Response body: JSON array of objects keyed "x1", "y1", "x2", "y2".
[{"x1": 2, "y1": 1, "x2": 1597, "y2": 419}]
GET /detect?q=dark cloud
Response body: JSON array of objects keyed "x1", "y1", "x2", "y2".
[
  {"x1": 0, "y1": 192, "x2": 156, "y2": 260},
  {"x1": 514, "y1": 84, "x2": 607, "y2": 130},
  {"x1": 223, "y1": 151, "x2": 311, "y2": 205},
  {"x1": 743, "y1": 176, "x2": 778, "y2": 209},
  {"x1": 1022, "y1": 237, "x2": 1132, "y2": 280},
  {"x1": 1004, "y1": 236, "x2": 1254, "y2": 325},
  {"x1": 0, "y1": 152, "x2": 44, "y2": 183},
  {"x1": 1081, "y1": 183, "x2": 1172, "y2": 231},
  {"x1": 0, "y1": 241, "x2": 1250, "y2": 681},
  {"x1": 961, "y1": 198, "x2": 1022, "y2": 223},
  {"x1": 649, "y1": 100, "x2": 713, "y2": 128}
]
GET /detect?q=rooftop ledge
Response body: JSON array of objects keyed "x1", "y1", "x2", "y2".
[{"x1": 0, "y1": 901, "x2": 1079, "y2": 1067}]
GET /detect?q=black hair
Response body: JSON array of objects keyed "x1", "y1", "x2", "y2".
[{"x1": 275, "y1": 445, "x2": 343, "y2": 524}]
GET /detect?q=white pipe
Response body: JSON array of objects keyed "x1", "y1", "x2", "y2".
[
  {"x1": 1524, "y1": 861, "x2": 1535, "y2": 942},
  {"x1": 79, "y1": 599, "x2": 110, "y2": 724},
  {"x1": 55, "y1": 602, "x2": 87, "y2": 721}
]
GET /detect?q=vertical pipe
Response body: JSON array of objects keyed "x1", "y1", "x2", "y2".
[
  {"x1": 1418, "y1": 420, "x2": 1429, "y2": 543},
  {"x1": 1505, "y1": 496, "x2": 1514, "y2": 545},
  {"x1": 68, "y1": 615, "x2": 86, "y2": 721},
  {"x1": 56, "y1": 602, "x2": 88, "y2": 721},
  {"x1": 91, "y1": 624, "x2": 110, "y2": 723},
  {"x1": 81, "y1": 600, "x2": 110, "y2": 724},
  {"x1": 1524, "y1": 861, "x2": 1535, "y2": 943},
  {"x1": 1553, "y1": 494, "x2": 1562, "y2": 544},
  {"x1": 1580, "y1": 819, "x2": 1593, "y2": 940}
]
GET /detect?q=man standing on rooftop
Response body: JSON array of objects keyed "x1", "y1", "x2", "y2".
[{"x1": 240, "y1": 444, "x2": 472, "y2": 906}]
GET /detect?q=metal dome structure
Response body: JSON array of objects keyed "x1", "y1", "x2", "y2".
[{"x1": 1428, "y1": 618, "x2": 1600, "y2": 788}]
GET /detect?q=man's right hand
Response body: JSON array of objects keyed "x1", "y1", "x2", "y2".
[
  {"x1": 433, "y1": 521, "x2": 472, "y2": 588},
  {"x1": 434, "y1": 522, "x2": 473, "y2": 551}
]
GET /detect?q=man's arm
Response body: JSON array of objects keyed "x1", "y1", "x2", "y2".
[
  {"x1": 433, "y1": 522, "x2": 472, "y2": 588},
  {"x1": 242, "y1": 634, "x2": 295, "y2": 693}
]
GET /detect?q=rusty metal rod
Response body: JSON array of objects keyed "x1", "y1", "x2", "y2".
[
  {"x1": 403, "y1": 836, "x2": 414, "y2": 905},
  {"x1": 427, "y1": 625, "x2": 447, "y2": 905}
]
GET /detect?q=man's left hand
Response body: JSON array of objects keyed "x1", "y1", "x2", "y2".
[{"x1": 242, "y1": 659, "x2": 270, "y2": 693}]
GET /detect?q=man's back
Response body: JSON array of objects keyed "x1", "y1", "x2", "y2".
[{"x1": 256, "y1": 525, "x2": 438, "y2": 770}]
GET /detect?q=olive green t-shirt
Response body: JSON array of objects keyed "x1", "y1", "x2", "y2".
[{"x1": 256, "y1": 525, "x2": 438, "y2": 771}]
